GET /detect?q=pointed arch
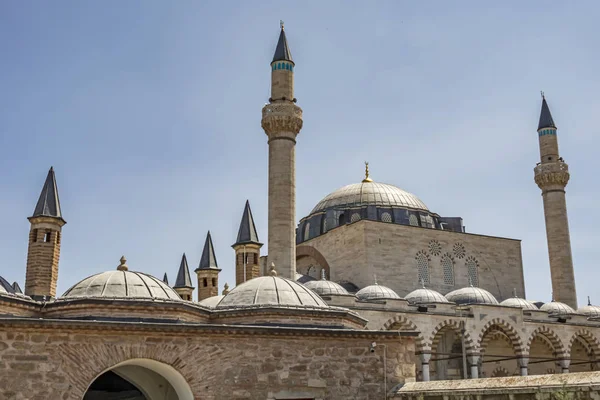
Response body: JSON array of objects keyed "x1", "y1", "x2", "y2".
[
  {"x1": 525, "y1": 326, "x2": 567, "y2": 358},
  {"x1": 567, "y1": 328, "x2": 600, "y2": 356},
  {"x1": 381, "y1": 315, "x2": 424, "y2": 351},
  {"x1": 425, "y1": 319, "x2": 475, "y2": 353},
  {"x1": 477, "y1": 318, "x2": 525, "y2": 357},
  {"x1": 296, "y1": 245, "x2": 331, "y2": 279}
]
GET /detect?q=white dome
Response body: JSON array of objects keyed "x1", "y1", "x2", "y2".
[
  {"x1": 304, "y1": 279, "x2": 349, "y2": 296},
  {"x1": 405, "y1": 287, "x2": 449, "y2": 304},
  {"x1": 500, "y1": 297, "x2": 538, "y2": 310},
  {"x1": 578, "y1": 304, "x2": 600, "y2": 318},
  {"x1": 311, "y1": 181, "x2": 429, "y2": 214},
  {"x1": 198, "y1": 295, "x2": 224, "y2": 309},
  {"x1": 445, "y1": 287, "x2": 498, "y2": 305},
  {"x1": 540, "y1": 301, "x2": 576, "y2": 315},
  {"x1": 356, "y1": 284, "x2": 401, "y2": 301},
  {"x1": 62, "y1": 270, "x2": 181, "y2": 301},
  {"x1": 216, "y1": 276, "x2": 328, "y2": 309}
]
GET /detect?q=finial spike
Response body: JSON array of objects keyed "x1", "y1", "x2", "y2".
[
  {"x1": 513, "y1": 288, "x2": 517, "y2": 298},
  {"x1": 468, "y1": 275, "x2": 473, "y2": 287},
  {"x1": 321, "y1": 269, "x2": 327, "y2": 280},
  {"x1": 374, "y1": 274, "x2": 378, "y2": 285},
  {"x1": 117, "y1": 255, "x2": 128, "y2": 271},
  {"x1": 362, "y1": 161, "x2": 373, "y2": 183},
  {"x1": 280, "y1": 20, "x2": 284, "y2": 30},
  {"x1": 269, "y1": 262, "x2": 278, "y2": 276},
  {"x1": 588, "y1": 296, "x2": 592, "y2": 306},
  {"x1": 420, "y1": 278, "x2": 425, "y2": 289},
  {"x1": 541, "y1": 90, "x2": 545, "y2": 99}
]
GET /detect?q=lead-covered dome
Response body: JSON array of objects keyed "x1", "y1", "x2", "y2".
[
  {"x1": 62, "y1": 271, "x2": 180, "y2": 301},
  {"x1": 305, "y1": 279, "x2": 349, "y2": 296},
  {"x1": 356, "y1": 284, "x2": 401, "y2": 301},
  {"x1": 500, "y1": 297, "x2": 538, "y2": 310},
  {"x1": 405, "y1": 287, "x2": 449, "y2": 304},
  {"x1": 311, "y1": 182, "x2": 429, "y2": 214},
  {"x1": 198, "y1": 295, "x2": 225, "y2": 309},
  {"x1": 578, "y1": 304, "x2": 600, "y2": 318},
  {"x1": 216, "y1": 275, "x2": 328, "y2": 309},
  {"x1": 445, "y1": 287, "x2": 498, "y2": 305},
  {"x1": 540, "y1": 301, "x2": 576, "y2": 315}
]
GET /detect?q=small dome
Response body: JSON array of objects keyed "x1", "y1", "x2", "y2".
[
  {"x1": 445, "y1": 287, "x2": 498, "y2": 305},
  {"x1": 540, "y1": 301, "x2": 576, "y2": 315},
  {"x1": 500, "y1": 297, "x2": 538, "y2": 310},
  {"x1": 295, "y1": 273, "x2": 316, "y2": 284},
  {"x1": 305, "y1": 279, "x2": 349, "y2": 296},
  {"x1": 311, "y1": 181, "x2": 429, "y2": 215},
  {"x1": 578, "y1": 305, "x2": 600, "y2": 318},
  {"x1": 198, "y1": 295, "x2": 224, "y2": 309},
  {"x1": 356, "y1": 284, "x2": 401, "y2": 301},
  {"x1": 216, "y1": 275, "x2": 328, "y2": 309},
  {"x1": 405, "y1": 287, "x2": 449, "y2": 304},
  {"x1": 62, "y1": 270, "x2": 181, "y2": 300}
]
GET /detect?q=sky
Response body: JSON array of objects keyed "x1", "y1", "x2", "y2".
[{"x1": 0, "y1": 1, "x2": 599, "y2": 305}]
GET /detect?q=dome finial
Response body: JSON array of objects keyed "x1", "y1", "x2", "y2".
[
  {"x1": 321, "y1": 269, "x2": 327, "y2": 280},
  {"x1": 117, "y1": 255, "x2": 128, "y2": 271},
  {"x1": 280, "y1": 20, "x2": 284, "y2": 30},
  {"x1": 269, "y1": 262, "x2": 278, "y2": 276},
  {"x1": 223, "y1": 282, "x2": 230, "y2": 295},
  {"x1": 588, "y1": 296, "x2": 592, "y2": 306},
  {"x1": 362, "y1": 161, "x2": 373, "y2": 183},
  {"x1": 513, "y1": 288, "x2": 517, "y2": 298},
  {"x1": 420, "y1": 278, "x2": 425, "y2": 289}
]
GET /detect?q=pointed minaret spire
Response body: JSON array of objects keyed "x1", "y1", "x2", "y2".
[
  {"x1": 195, "y1": 232, "x2": 221, "y2": 301},
  {"x1": 32, "y1": 167, "x2": 65, "y2": 222},
  {"x1": 272, "y1": 21, "x2": 293, "y2": 63},
  {"x1": 173, "y1": 253, "x2": 194, "y2": 301},
  {"x1": 538, "y1": 93, "x2": 557, "y2": 130},
  {"x1": 197, "y1": 232, "x2": 219, "y2": 270},
  {"x1": 12, "y1": 282, "x2": 22, "y2": 294},
  {"x1": 162, "y1": 273, "x2": 169, "y2": 285},
  {"x1": 234, "y1": 200, "x2": 262, "y2": 246}
]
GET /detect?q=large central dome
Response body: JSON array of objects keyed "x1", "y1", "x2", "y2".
[{"x1": 311, "y1": 182, "x2": 429, "y2": 214}]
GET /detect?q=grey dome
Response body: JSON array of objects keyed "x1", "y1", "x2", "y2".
[
  {"x1": 304, "y1": 279, "x2": 349, "y2": 296},
  {"x1": 445, "y1": 287, "x2": 498, "y2": 305},
  {"x1": 405, "y1": 287, "x2": 449, "y2": 304},
  {"x1": 578, "y1": 305, "x2": 600, "y2": 318},
  {"x1": 311, "y1": 181, "x2": 429, "y2": 214},
  {"x1": 216, "y1": 276, "x2": 328, "y2": 309},
  {"x1": 0, "y1": 276, "x2": 15, "y2": 295},
  {"x1": 198, "y1": 295, "x2": 225, "y2": 309},
  {"x1": 540, "y1": 301, "x2": 576, "y2": 315},
  {"x1": 295, "y1": 272, "x2": 316, "y2": 284},
  {"x1": 356, "y1": 284, "x2": 401, "y2": 301},
  {"x1": 500, "y1": 297, "x2": 538, "y2": 310},
  {"x1": 62, "y1": 270, "x2": 181, "y2": 300}
]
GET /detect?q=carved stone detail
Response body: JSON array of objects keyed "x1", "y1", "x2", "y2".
[
  {"x1": 534, "y1": 162, "x2": 570, "y2": 189},
  {"x1": 261, "y1": 103, "x2": 303, "y2": 135}
]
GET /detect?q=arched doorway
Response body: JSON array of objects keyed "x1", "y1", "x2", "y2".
[
  {"x1": 83, "y1": 358, "x2": 194, "y2": 400},
  {"x1": 430, "y1": 325, "x2": 467, "y2": 380}
]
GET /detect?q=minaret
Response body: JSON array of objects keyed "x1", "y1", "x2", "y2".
[
  {"x1": 25, "y1": 167, "x2": 66, "y2": 300},
  {"x1": 261, "y1": 22, "x2": 303, "y2": 280},
  {"x1": 194, "y1": 231, "x2": 221, "y2": 301},
  {"x1": 173, "y1": 253, "x2": 194, "y2": 301},
  {"x1": 232, "y1": 200, "x2": 263, "y2": 285},
  {"x1": 534, "y1": 94, "x2": 577, "y2": 309}
]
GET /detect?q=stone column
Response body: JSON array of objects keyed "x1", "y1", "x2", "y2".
[
  {"x1": 468, "y1": 355, "x2": 480, "y2": 379},
  {"x1": 559, "y1": 359, "x2": 571, "y2": 374},
  {"x1": 518, "y1": 357, "x2": 529, "y2": 376},
  {"x1": 420, "y1": 353, "x2": 432, "y2": 382}
]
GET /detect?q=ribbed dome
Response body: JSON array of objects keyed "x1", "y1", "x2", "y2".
[
  {"x1": 578, "y1": 305, "x2": 600, "y2": 318},
  {"x1": 62, "y1": 270, "x2": 181, "y2": 300},
  {"x1": 198, "y1": 295, "x2": 224, "y2": 309},
  {"x1": 216, "y1": 276, "x2": 328, "y2": 309},
  {"x1": 445, "y1": 287, "x2": 498, "y2": 305},
  {"x1": 500, "y1": 297, "x2": 538, "y2": 310},
  {"x1": 311, "y1": 181, "x2": 429, "y2": 214},
  {"x1": 356, "y1": 284, "x2": 401, "y2": 301},
  {"x1": 540, "y1": 301, "x2": 576, "y2": 315},
  {"x1": 405, "y1": 287, "x2": 449, "y2": 304},
  {"x1": 304, "y1": 279, "x2": 349, "y2": 296}
]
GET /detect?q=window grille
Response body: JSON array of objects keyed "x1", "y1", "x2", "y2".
[
  {"x1": 381, "y1": 212, "x2": 392, "y2": 223},
  {"x1": 409, "y1": 214, "x2": 419, "y2": 226},
  {"x1": 441, "y1": 253, "x2": 455, "y2": 285},
  {"x1": 466, "y1": 256, "x2": 479, "y2": 286},
  {"x1": 350, "y1": 213, "x2": 361, "y2": 223},
  {"x1": 416, "y1": 251, "x2": 430, "y2": 284}
]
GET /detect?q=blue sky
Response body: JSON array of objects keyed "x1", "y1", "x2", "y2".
[{"x1": 1, "y1": 2, "x2": 598, "y2": 305}]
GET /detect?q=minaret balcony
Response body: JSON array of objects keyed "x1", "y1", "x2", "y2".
[
  {"x1": 534, "y1": 161, "x2": 570, "y2": 189},
  {"x1": 261, "y1": 103, "x2": 303, "y2": 136}
]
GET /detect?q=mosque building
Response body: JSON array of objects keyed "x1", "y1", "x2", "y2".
[{"x1": 1, "y1": 24, "x2": 600, "y2": 400}]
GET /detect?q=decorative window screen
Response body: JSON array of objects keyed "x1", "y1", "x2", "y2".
[
  {"x1": 416, "y1": 251, "x2": 430, "y2": 284},
  {"x1": 441, "y1": 254, "x2": 455, "y2": 285},
  {"x1": 409, "y1": 214, "x2": 419, "y2": 226},
  {"x1": 381, "y1": 212, "x2": 392, "y2": 223},
  {"x1": 466, "y1": 256, "x2": 479, "y2": 286},
  {"x1": 350, "y1": 213, "x2": 361, "y2": 223}
]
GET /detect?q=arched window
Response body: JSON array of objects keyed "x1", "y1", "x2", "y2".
[
  {"x1": 320, "y1": 215, "x2": 327, "y2": 234},
  {"x1": 466, "y1": 256, "x2": 479, "y2": 286},
  {"x1": 303, "y1": 222, "x2": 311, "y2": 241},
  {"x1": 415, "y1": 250, "x2": 430, "y2": 284},
  {"x1": 441, "y1": 253, "x2": 455, "y2": 285},
  {"x1": 381, "y1": 212, "x2": 392, "y2": 223},
  {"x1": 409, "y1": 214, "x2": 419, "y2": 227},
  {"x1": 338, "y1": 213, "x2": 346, "y2": 226},
  {"x1": 350, "y1": 213, "x2": 361, "y2": 223}
]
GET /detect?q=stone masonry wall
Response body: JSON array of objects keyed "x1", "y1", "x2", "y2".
[{"x1": 0, "y1": 322, "x2": 416, "y2": 400}]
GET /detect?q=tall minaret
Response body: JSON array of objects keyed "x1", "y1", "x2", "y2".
[
  {"x1": 261, "y1": 22, "x2": 303, "y2": 280},
  {"x1": 534, "y1": 94, "x2": 577, "y2": 309},
  {"x1": 25, "y1": 167, "x2": 66, "y2": 300}
]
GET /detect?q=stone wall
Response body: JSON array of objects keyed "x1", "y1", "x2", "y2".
[
  {"x1": 0, "y1": 320, "x2": 416, "y2": 400},
  {"x1": 302, "y1": 220, "x2": 525, "y2": 301}
]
